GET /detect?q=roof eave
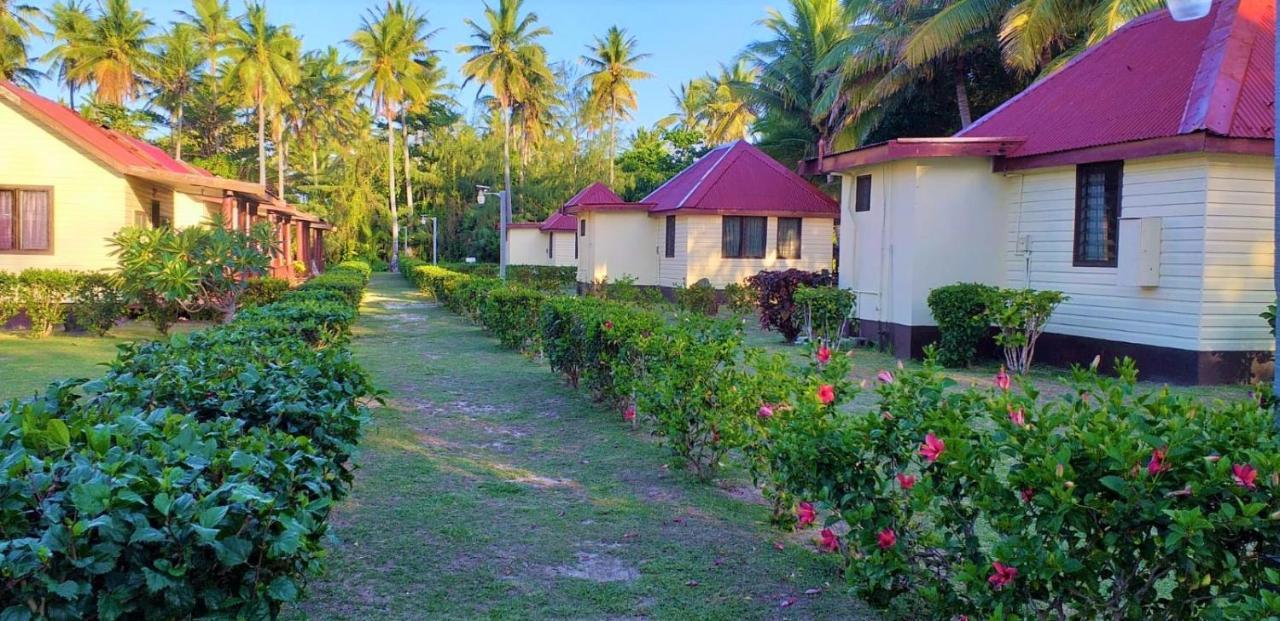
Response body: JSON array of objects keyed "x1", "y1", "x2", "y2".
[{"x1": 800, "y1": 137, "x2": 1027, "y2": 174}]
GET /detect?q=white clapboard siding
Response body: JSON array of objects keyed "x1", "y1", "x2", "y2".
[
  {"x1": 1003, "y1": 155, "x2": 1209, "y2": 351},
  {"x1": 683, "y1": 215, "x2": 834, "y2": 289},
  {"x1": 657, "y1": 216, "x2": 689, "y2": 287},
  {"x1": 550, "y1": 231, "x2": 577, "y2": 267},
  {"x1": 1201, "y1": 154, "x2": 1274, "y2": 351}
]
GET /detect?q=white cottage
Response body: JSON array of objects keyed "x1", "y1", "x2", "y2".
[{"x1": 803, "y1": 0, "x2": 1275, "y2": 384}]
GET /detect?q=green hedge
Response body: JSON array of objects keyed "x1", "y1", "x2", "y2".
[
  {"x1": 1, "y1": 269, "x2": 131, "y2": 337},
  {"x1": 0, "y1": 262, "x2": 375, "y2": 619}
]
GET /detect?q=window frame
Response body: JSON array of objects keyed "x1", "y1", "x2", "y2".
[
  {"x1": 0, "y1": 185, "x2": 54, "y2": 255},
  {"x1": 1072, "y1": 161, "x2": 1123, "y2": 268},
  {"x1": 548, "y1": 231, "x2": 554, "y2": 259},
  {"x1": 854, "y1": 174, "x2": 872, "y2": 213},
  {"x1": 579, "y1": 219, "x2": 586, "y2": 236},
  {"x1": 721, "y1": 215, "x2": 767, "y2": 259},
  {"x1": 664, "y1": 215, "x2": 676, "y2": 258},
  {"x1": 776, "y1": 217, "x2": 802, "y2": 259}
]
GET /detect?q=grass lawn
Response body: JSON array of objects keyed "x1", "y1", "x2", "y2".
[
  {"x1": 0, "y1": 319, "x2": 208, "y2": 402},
  {"x1": 290, "y1": 274, "x2": 879, "y2": 621}
]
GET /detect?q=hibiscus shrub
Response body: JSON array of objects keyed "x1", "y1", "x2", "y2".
[
  {"x1": 540, "y1": 296, "x2": 592, "y2": 388},
  {"x1": 746, "y1": 269, "x2": 836, "y2": 342},
  {"x1": 0, "y1": 265, "x2": 375, "y2": 620},
  {"x1": 768, "y1": 354, "x2": 1280, "y2": 619},
  {"x1": 926, "y1": 282, "x2": 997, "y2": 367},
  {"x1": 481, "y1": 285, "x2": 547, "y2": 353}
]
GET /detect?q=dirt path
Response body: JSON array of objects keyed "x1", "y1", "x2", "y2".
[{"x1": 290, "y1": 274, "x2": 877, "y2": 621}]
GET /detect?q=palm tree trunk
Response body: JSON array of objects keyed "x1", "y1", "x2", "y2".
[
  {"x1": 402, "y1": 106, "x2": 414, "y2": 256},
  {"x1": 276, "y1": 124, "x2": 286, "y2": 196},
  {"x1": 256, "y1": 87, "x2": 267, "y2": 186},
  {"x1": 387, "y1": 104, "x2": 399, "y2": 272},
  {"x1": 501, "y1": 104, "x2": 512, "y2": 279},
  {"x1": 954, "y1": 59, "x2": 973, "y2": 128},
  {"x1": 175, "y1": 104, "x2": 185, "y2": 160},
  {"x1": 311, "y1": 147, "x2": 318, "y2": 181},
  {"x1": 609, "y1": 101, "x2": 617, "y2": 186}
]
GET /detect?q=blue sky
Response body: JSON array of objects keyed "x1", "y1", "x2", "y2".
[{"x1": 25, "y1": 0, "x2": 775, "y2": 132}]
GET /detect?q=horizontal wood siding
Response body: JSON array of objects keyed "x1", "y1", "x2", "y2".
[
  {"x1": 1201, "y1": 154, "x2": 1274, "y2": 351},
  {"x1": 0, "y1": 101, "x2": 127, "y2": 271},
  {"x1": 684, "y1": 215, "x2": 834, "y2": 288},
  {"x1": 657, "y1": 216, "x2": 688, "y2": 287},
  {"x1": 551, "y1": 231, "x2": 577, "y2": 267},
  {"x1": 1004, "y1": 155, "x2": 1208, "y2": 350}
]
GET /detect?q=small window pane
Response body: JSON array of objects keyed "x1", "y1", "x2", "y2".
[
  {"x1": 854, "y1": 175, "x2": 872, "y2": 212},
  {"x1": 580, "y1": 220, "x2": 586, "y2": 236},
  {"x1": 777, "y1": 218, "x2": 801, "y2": 259},
  {"x1": 665, "y1": 216, "x2": 676, "y2": 258},
  {"x1": 743, "y1": 217, "x2": 766, "y2": 258},
  {"x1": 19, "y1": 190, "x2": 49, "y2": 251},
  {"x1": 1074, "y1": 162, "x2": 1122, "y2": 266},
  {"x1": 548, "y1": 232, "x2": 554, "y2": 258},
  {"x1": 722, "y1": 216, "x2": 742, "y2": 258},
  {"x1": 0, "y1": 191, "x2": 13, "y2": 250}
]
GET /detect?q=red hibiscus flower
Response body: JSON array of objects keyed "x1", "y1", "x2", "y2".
[
  {"x1": 1147, "y1": 447, "x2": 1168, "y2": 476},
  {"x1": 817, "y1": 384, "x2": 836, "y2": 405},
  {"x1": 1020, "y1": 488, "x2": 1035, "y2": 503},
  {"x1": 919, "y1": 433, "x2": 945, "y2": 463},
  {"x1": 603, "y1": 320, "x2": 614, "y2": 331},
  {"x1": 994, "y1": 366, "x2": 1011, "y2": 391},
  {"x1": 897, "y1": 473, "x2": 917, "y2": 490},
  {"x1": 1233, "y1": 463, "x2": 1258, "y2": 489},
  {"x1": 796, "y1": 502, "x2": 816, "y2": 527},
  {"x1": 818, "y1": 528, "x2": 840, "y2": 553},
  {"x1": 757, "y1": 404, "x2": 774, "y2": 419},
  {"x1": 1007, "y1": 407, "x2": 1026, "y2": 427},
  {"x1": 877, "y1": 528, "x2": 897, "y2": 550},
  {"x1": 623, "y1": 405, "x2": 636, "y2": 422},
  {"x1": 988, "y1": 561, "x2": 1018, "y2": 590},
  {"x1": 816, "y1": 345, "x2": 831, "y2": 364},
  {"x1": 877, "y1": 370, "x2": 895, "y2": 384}
]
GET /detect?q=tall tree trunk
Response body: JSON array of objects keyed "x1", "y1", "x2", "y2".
[
  {"x1": 609, "y1": 101, "x2": 617, "y2": 186},
  {"x1": 256, "y1": 87, "x2": 266, "y2": 186},
  {"x1": 501, "y1": 104, "x2": 512, "y2": 279},
  {"x1": 402, "y1": 106, "x2": 414, "y2": 256},
  {"x1": 954, "y1": 59, "x2": 973, "y2": 128},
  {"x1": 175, "y1": 103, "x2": 185, "y2": 160},
  {"x1": 387, "y1": 104, "x2": 399, "y2": 272},
  {"x1": 276, "y1": 123, "x2": 286, "y2": 197},
  {"x1": 311, "y1": 147, "x2": 318, "y2": 181}
]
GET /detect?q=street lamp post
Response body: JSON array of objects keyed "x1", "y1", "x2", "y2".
[{"x1": 476, "y1": 185, "x2": 510, "y2": 280}]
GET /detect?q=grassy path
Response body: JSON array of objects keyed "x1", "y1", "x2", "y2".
[{"x1": 292, "y1": 274, "x2": 877, "y2": 621}]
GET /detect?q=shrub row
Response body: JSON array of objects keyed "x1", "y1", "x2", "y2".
[
  {"x1": 436, "y1": 262, "x2": 575, "y2": 292},
  {"x1": 927, "y1": 283, "x2": 1067, "y2": 372},
  {"x1": 0, "y1": 269, "x2": 128, "y2": 337},
  {"x1": 0, "y1": 260, "x2": 375, "y2": 620},
  {"x1": 403, "y1": 263, "x2": 1280, "y2": 620}
]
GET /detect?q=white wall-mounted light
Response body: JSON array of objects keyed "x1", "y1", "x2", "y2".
[{"x1": 1166, "y1": 0, "x2": 1212, "y2": 21}]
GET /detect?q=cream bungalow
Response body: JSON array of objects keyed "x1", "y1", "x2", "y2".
[
  {"x1": 802, "y1": 0, "x2": 1274, "y2": 384},
  {"x1": 0, "y1": 80, "x2": 330, "y2": 280},
  {"x1": 507, "y1": 210, "x2": 578, "y2": 267},
  {"x1": 567, "y1": 141, "x2": 838, "y2": 290}
]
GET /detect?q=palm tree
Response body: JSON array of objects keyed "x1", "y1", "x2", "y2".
[
  {"x1": 457, "y1": 0, "x2": 552, "y2": 272},
  {"x1": 699, "y1": 61, "x2": 757, "y2": 145},
  {"x1": 42, "y1": 1, "x2": 93, "y2": 107},
  {"x1": 349, "y1": 1, "x2": 433, "y2": 272},
  {"x1": 580, "y1": 26, "x2": 651, "y2": 186},
  {"x1": 223, "y1": 2, "x2": 299, "y2": 187},
  {"x1": 0, "y1": 0, "x2": 41, "y2": 87},
  {"x1": 150, "y1": 23, "x2": 202, "y2": 159},
  {"x1": 177, "y1": 0, "x2": 232, "y2": 98},
  {"x1": 660, "y1": 79, "x2": 709, "y2": 133},
  {"x1": 69, "y1": 0, "x2": 154, "y2": 106},
  {"x1": 743, "y1": 0, "x2": 851, "y2": 161},
  {"x1": 291, "y1": 47, "x2": 356, "y2": 183}
]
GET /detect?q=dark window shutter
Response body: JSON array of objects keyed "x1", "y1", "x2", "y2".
[
  {"x1": 854, "y1": 175, "x2": 872, "y2": 212},
  {"x1": 664, "y1": 216, "x2": 676, "y2": 258}
]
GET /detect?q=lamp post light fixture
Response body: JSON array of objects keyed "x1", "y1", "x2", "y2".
[
  {"x1": 476, "y1": 185, "x2": 510, "y2": 280},
  {"x1": 1165, "y1": 0, "x2": 1212, "y2": 21}
]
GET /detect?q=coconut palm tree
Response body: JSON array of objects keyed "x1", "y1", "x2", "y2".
[
  {"x1": 223, "y1": 2, "x2": 299, "y2": 187},
  {"x1": 68, "y1": 0, "x2": 154, "y2": 105},
  {"x1": 743, "y1": 0, "x2": 851, "y2": 161},
  {"x1": 0, "y1": 0, "x2": 41, "y2": 87},
  {"x1": 150, "y1": 23, "x2": 202, "y2": 159},
  {"x1": 42, "y1": 1, "x2": 93, "y2": 107},
  {"x1": 177, "y1": 0, "x2": 232, "y2": 98},
  {"x1": 457, "y1": 0, "x2": 552, "y2": 272},
  {"x1": 349, "y1": 0, "x2": 432, "y2": 271},
  {"x1": 580, "y1": 26, "x2": 651, "y2": 185},
  {"x1": 660, "y1": 79, "x2": 710, "y2": 133},
  {"x1": 291, "y1": 47, "x2": 356, "y2": 183},
  {"x1": 699, "y1": 61, "x2": 757, "y2": 145}
]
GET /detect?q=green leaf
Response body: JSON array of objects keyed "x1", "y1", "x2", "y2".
[
  {"x1": 1099, "y1": 476, "x2": 1127, "y2": 494},
  {"x1": 199, "y1": 506, "x2": 229, "y2": 529},
  {"x1": 46, "y1": 419, "x2": 71, "y2": 449},
  {"x1": 152, "y1": 493, "x2": 172, "y2": 517},
  {"x1": 267, "y1": 576, "x2": 299, "y2": 602}
]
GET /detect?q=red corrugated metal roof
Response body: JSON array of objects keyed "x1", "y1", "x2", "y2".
[
  {"x1": 959, "y1": 0, "x2": 1274, "y2": 156},
  {"x1": 643, "y1": 140, "x2": 837, "y2": 216},
  {"x1": 563, "y1": 182, "x2": 626, "y2": 207},
  {"x1": 540, "y1": 211, "x2": 578, "y2": 232}
]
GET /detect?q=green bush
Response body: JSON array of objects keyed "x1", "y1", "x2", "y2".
[
  {"x1": 540, "y1": 296, "x2": 591, "y2": 388},
  {"x1": 926, "y1": 282, "x2": 997, "y2": 367},
  {"x1": 68, "y1": 272, "x2": 129, "y2": 336},
  {"x1": 792, "y1": 285, "x2": 855, "y2": 346},
  {"x1": 988, "y1": 287, "x2": 1066, "y2": 373},
  {"x1": 242, "y1": 277, "x2": 291, "y2": 308},
  {"x1": 480, "y1": 285, "x2": 547, "y2": 352},
  {"x1": 17, "y1": 268, "x2": 79, "y2": 337},
  {"x1": 298, "y1": 262, "x2": 370, "y2": 307},
  {"x1": 447, "y1": 276, "x2": 501, "y2": 319},
  {"x1": 746, "y1": 269, "x2": 836, "y2": 342},
  {"x1": 0, "y1": 272, "x2": 17, "y2": 326},
  {"x1": 722, "y1": 281, "x2": 755, "y2": 317},
  {"x1": 508, "y1": 265, "x2": 576, "y2": 292},
  {"x1": 1262, "y1": 300, "x2": 1275, "y2": 337},
  {"x1": 592, "y1": 275, "x2": 665, "y2": 307},
  {"x1": 674, "y1": 279, "x2": 718, "y2": 316},
  {"x1": 0, "y1": 262, "x2": 375, "y2": 620}
]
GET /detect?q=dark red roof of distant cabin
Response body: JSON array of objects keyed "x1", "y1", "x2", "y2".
[
  {"x1": 958, "y1": 0, "x2": 1274, "y2": 156},
  {"x1": 540, "y1": 210, "x2": 578, "y2": 232},
  {"x1": 643, "y1": 141, "x2": 837, "y2": 216},
  {"x1": 563, "y1": 182, "x2": 627, "y2": 207}
]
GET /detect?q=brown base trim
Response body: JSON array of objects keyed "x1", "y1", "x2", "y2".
[{"x1": 858, "y1": 319, "x2": 1273, "y2": 385}]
